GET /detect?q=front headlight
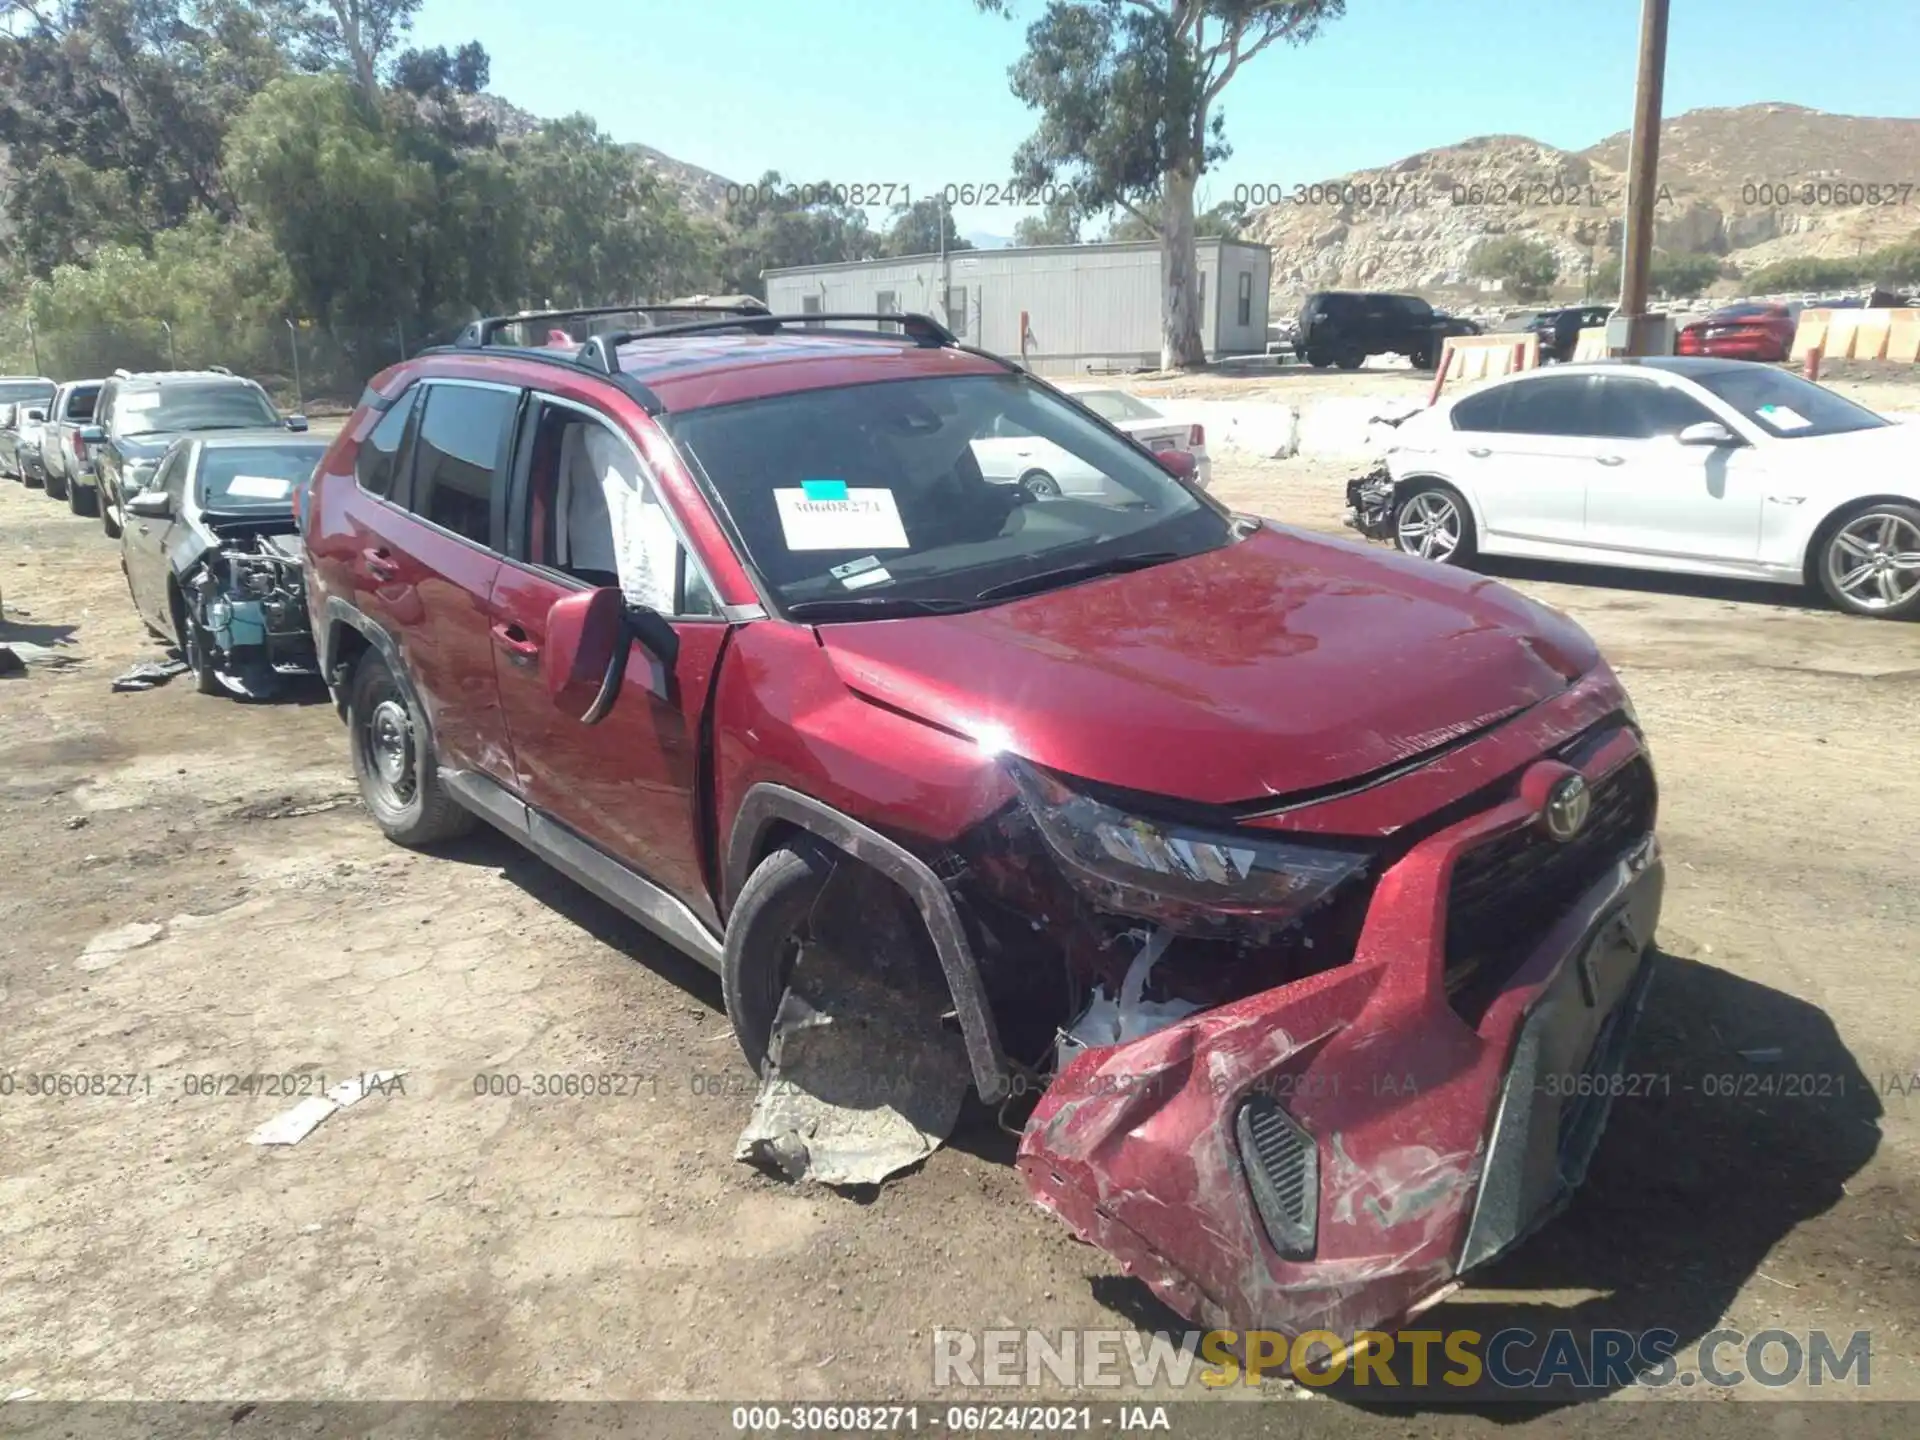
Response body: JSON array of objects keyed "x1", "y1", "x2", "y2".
[{"x1": 1006, "y1": 758, "x2": 1369, "y2": 928}]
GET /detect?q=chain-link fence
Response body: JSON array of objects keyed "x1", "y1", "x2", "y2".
[{"x1": 0, "y1": 319, "x2": 420, "y2": 415}]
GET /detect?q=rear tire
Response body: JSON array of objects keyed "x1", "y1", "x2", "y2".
[
  {"x1": 1335, "y1": 348, "x2": 1365, "y2": 370},
  {"x1": 346, "y1": 650, "x2": 476, "y2": 846},
  {"x1": 723, "y1": 842, "x2": 835, "y2": 1076},
  {"x1": 1393, "y1": 481, "x2": 1478, "y2": 566},
  {"x1": 1019, "y1": 469, "x2": 1061, "y2": 499},
  {"x1": 44, "y1": 469, "x2": 66, "y2": 501}
]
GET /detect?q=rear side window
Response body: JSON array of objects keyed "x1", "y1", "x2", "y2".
[
  {"x1": 410, "y1": 383, "x2": 518, "y2": 547},
  {"x1": 355, "y1": 388, "x2": 418, "y2": 499},
  {"x1": 64, "y1": 386, "x2": 99, "y2": 421}
]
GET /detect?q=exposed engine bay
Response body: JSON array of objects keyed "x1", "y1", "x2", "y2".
[{"x1": 177, "y1": 521, "x2": 316, "y2": 695}]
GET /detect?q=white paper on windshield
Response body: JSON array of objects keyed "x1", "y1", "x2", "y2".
[
  {"x1": 774, "y1": 487, "x2": 910, "y2": 551},
  {"x1": 1758, "y1": 404, "x2": 1812, "y2": 431},
  {"x1": 226, "y1": 474, "x2": 293, "y2": 499}
]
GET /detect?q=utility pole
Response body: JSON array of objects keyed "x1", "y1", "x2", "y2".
[{"x1": 1611, "y1": 0, "x2": 1671, "y2": 356}]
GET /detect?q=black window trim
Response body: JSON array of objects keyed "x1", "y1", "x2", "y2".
[
  {"x1": 354, "y1": 380, "x2": 422, "y2": 506},
  {"x1": 398, "y1": 377, "x2": 521, "y2": 553},
  {"x1": 500, "y1": 388, "x2": 725, "y2": 620}
]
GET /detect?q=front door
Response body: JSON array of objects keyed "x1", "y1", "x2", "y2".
[
  {"x1": 1578, "y1": 376, "x2": 1765, "y2": 563},
  {"x1": 487, "y1": 394, "x2": 730, "y2": 925},
  {"x1": 123, "y1": 444, "x2": 189, "y2": 629}
]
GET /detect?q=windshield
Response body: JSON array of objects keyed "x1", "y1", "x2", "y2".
[
  {"x1": 1070, "y1": 389, "x2": 1162, "y2": 423},
  {"x1": 0, "y1": 381, "x2": 54, "y2": 409},
  {"x1": 665, "y1": 372, "x2": 1228, "y2": 615},
  {"x1": 1692, "y1": 367, "x2": 1890, "y2": 439},
  {"x1": 196, "y1": 443, "x2": 327, "y2": 511},
  {"x1": 114, "y1": 384, "x2": 278, "y2": 436}
]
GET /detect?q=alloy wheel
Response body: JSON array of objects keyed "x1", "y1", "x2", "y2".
[
  {"x1": 1398, "y1": 491, "x2": 1461, "y2": 562},
  {"x1": 1826, "y1": 513, "x2": 1920, "y2": 612}
]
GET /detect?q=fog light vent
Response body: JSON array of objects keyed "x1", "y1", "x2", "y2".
[{"x1": 1235, "y1": 1092, "x2": 1318, "y2": 1259}]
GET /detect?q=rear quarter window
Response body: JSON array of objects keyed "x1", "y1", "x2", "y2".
[{"x1": 355, "y1": 387, "x2": 419, "y2": 499}]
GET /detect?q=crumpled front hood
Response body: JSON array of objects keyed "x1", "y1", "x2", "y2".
[{"x1": 820, "y1": 524, "x2": 1598, "y2": 806}]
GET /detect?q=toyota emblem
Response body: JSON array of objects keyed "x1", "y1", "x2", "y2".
[{"x1": 1543, "y1": 774, "x2": 1591, "y2": 842}]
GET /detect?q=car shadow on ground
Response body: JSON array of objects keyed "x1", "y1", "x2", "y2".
[
  {"x1": 1472, "y1": 555, "x2": 1827, "y2": 613},
  {"x1": 0, "y1": 615, "x2": 79, "y2": 649},
  {"x1": 1079, "y1": 950, "x2": 1885, "y2": 1412},
  {"x1": 431, "y1": 822, "x2": 726, "y2": 1015}
]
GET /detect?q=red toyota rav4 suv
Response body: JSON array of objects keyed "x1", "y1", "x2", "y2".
[{"x1": 301, "y1": 304, "x2": 1663, "y2": 1345}]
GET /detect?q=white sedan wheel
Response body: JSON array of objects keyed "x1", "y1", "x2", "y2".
[{"x1": 1395, "y1": 488, "x2": 1468, "y2": 564}]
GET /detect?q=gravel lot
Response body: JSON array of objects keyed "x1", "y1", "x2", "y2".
[{"x1": 2, "y1": 396, "x2": 1918, "y2": 1427}]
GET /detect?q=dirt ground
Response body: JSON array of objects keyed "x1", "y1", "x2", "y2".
[{"x1": 2, "y1": 404, "x2": 1919, "y2": 1428}]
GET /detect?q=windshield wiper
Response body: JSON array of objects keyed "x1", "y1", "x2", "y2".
[
  {"x1": 785, "y1": 595, "x2": 980, "y2": 622},
  {"x1": 974, "y1": 550, "x2": 1180, "y2": 603}
]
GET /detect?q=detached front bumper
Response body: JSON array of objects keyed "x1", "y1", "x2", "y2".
[{"x1": 1018, "y1": 723, "x2": 1663, "y2": 1342}]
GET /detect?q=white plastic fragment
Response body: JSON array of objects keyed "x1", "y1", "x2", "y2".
[{"x1": 248, "y1": 1069, "x2": 405, "y2": 1147}]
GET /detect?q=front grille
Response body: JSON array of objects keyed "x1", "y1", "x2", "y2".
[
  {"x1": 1236, "y1": 1094, "x2": 1317, "y2": 1258},
  {"x1": 1444, "y1": 758, "x2": 1655, "y2": 1024}
]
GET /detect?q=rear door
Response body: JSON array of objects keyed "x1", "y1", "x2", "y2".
[
  {"x1": 1452, "y1": 374, "x2": 1597, "y2": 547},
  {"x1": 1578, "y1": 375, "x2": 1766, "y2": 562},
  {"x1": 487, "y1": 392, "x2": 731, "y2": 925},
  {"x1": 356, "y1": 378, "x2": 522, "y2": 781}
]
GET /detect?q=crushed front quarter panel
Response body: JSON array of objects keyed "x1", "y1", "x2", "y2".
[{"x1": 1017, "y1": 727, "x2": 1664, "y2": 1346}]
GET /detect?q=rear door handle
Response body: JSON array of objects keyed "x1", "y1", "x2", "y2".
[
  {"x1": 490, "y1": 621, "x2": 541, "y2": 665},
  {"x1": 1466, "y1": 446, "x2": 1492, "y2": 458},
  {"x1": 1596, "y1": 455, "x2": 1626, "y2": 466},
  {"x1": 361, "y1": 545, "x2": 398, "y2": 581}
]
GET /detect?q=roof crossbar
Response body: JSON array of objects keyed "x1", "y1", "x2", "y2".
[
  {"x1": 457, "y1": 300, "x2": 771, "y2": 349},
  {"x1": 576, "y1": 312, "x2": 958, "y2": 375}
]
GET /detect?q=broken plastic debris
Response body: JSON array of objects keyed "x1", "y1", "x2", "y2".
[
  {"x1": 111, "y1": 658, "x2": 189, "y2": 692},
  {"x1": 248, "y1": 1069, "x2": 406, "y2": 1147},
  {"x1": 736, "y1": 970, "x2": 970, "y2": 1188},
  {"x1": 1056, "y1": 928, "x2": 1202, "y2": 1068}
]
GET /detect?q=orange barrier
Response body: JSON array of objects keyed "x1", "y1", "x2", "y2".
[
  {"x1": 1790, "y1": 308, "x2": 1920, "y2": 363},
  {"x1": 1428, "y1": 332, "x2": 1539, "y2": 403}
]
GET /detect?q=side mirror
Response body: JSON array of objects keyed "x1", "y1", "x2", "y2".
[
  {"x1": 285, "y1": 414, "x2": 309, "y2": 432},
  {"x1": 543, "y1": 587, "x2": 628, "y2": 724},
  {"x1": 126, "y1": 490, "x2": 172, "y2": 518},
  {"x1": 24, "y1": 408, "x2": 46, "y2": 423},
  {"x1": 1156, "y1": 448, "x2": 1199, "y2": 480},
  {"x1": 79, "y1": 425, "x2": 106, "y2": 444},
  {"x1": 1678, "y1": 420, "x2": 1738, "y2": 447}
]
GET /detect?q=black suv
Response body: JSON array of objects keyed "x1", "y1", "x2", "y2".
[
  {"x1": 1527, "y1": 305, "x2": 1613, "y2": 363},
  {"x1": 77, "y1": 368, "x2": 305, "y2": 538},
  {"x1": 1294, "y1": 291, "x2": 1482, "y2": 371}
]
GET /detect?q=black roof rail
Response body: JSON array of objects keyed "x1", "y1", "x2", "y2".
[
  {"x1": 456, "y1": 300, "x2": 771, "y2": 349},
  {"x1": 578, "y1": 312, "x2": 958, "y2": 375}
]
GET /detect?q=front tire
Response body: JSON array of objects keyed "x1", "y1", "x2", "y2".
[
  {"x1": 1019, "y1": 469, "x2": 1061, "y2": 500},
  {"x1": 1335, "y1": 348, "x2": 1365, "y2": 371},
  {"x1": 346, "y1": 651, "x2": 476, "y2": 846},
  {"x1": 1394, "y1": 481, "x2": 1477, "y2": 566},
  {"x1": 1816, "y1": 502, "x2": 1920, "y2": 619},
  {"x1": 723, "y1": 842, "x2": 834, "y2": 1076}
]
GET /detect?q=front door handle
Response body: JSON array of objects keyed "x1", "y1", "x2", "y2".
[
  {"x1": 361, "y1": 545, "x2": 398, "y2": 581},
  {"x1": 1596, "y1": 455, "x2": 1626, "y2": 466},
  {"x1": 1466, "y1": 446, "x2": 1492, "y2": 458},
  {"x1": 490, "y1": 621, "x2": 541, "y2": 666}
]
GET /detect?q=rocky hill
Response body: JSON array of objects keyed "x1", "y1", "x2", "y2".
[
  {"x1": 1246, "y1": 104, "x2": 1920, "y2": 302},
  {"x1": 456, "y1": 93, "x2": 735, "y2": 219}
]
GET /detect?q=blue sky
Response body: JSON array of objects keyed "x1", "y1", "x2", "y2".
[{"x1": 414, "y1": 0, "x2": 1920, "y2": 237}]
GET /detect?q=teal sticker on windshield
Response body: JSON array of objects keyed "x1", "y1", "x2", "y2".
[{"x1": 801, "y1": 478, "x2": 849, "y2": 501}]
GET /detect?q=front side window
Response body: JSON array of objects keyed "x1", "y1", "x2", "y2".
[
  {"x1": 519, "y1": 399, "x2": 702, "y2": 615},
  {"x1": 111, "y1": 383, "x2": 278, "y2": 437},
  {"x1": 666, "y1": 372, "x2": 1229, "y2": 617},
  {"x1": 410, "y1": 383, "x2": 518, "y2": 546},
  {"x1": 197, "y1": 443, "x2": 328, "y2": 512},
  {"x1": 1588, "y1": 379, "x2": 1718, "y2": 440},
  {"x1": 1692, "y1": 366, "x2": 1889, "y2": 439},
  {"x1": 157, "y1": 447, "x2": 191, "y2": 503}
]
